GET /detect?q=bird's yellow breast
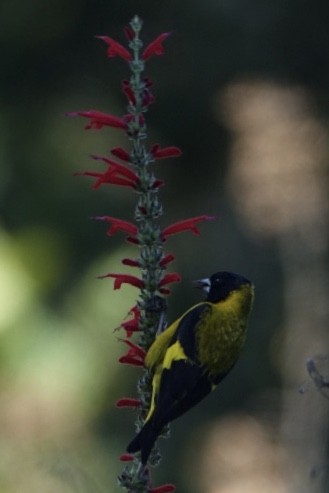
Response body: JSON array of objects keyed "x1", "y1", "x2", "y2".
[{"x1": 196, "y1": 285, "x2": 254, "y2": 376}]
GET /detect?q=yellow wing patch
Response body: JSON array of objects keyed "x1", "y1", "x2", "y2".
[
  {"x1": 162, "y1": 340, "x2": 188, "y2": 369},
  {"x1": 145, "y1": 371, "x2": 161, "y2": 422},
  {"x1": 145, "y1": 302, "x2": 206, "y2": 370},
  {"x1": 144, "y1": 341, "x2": 188, "y2": 423}
]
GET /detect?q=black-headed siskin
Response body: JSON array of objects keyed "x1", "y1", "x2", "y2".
[{"x1": 127, "y1": 271, "x2": 254, "y2": 465}]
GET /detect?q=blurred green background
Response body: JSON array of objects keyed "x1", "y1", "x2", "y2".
[{"x1": 1, "y1": 0, "x2": 329, "y2": 492}]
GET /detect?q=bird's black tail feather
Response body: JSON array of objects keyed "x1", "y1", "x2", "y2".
[{"x1": 127, "y1": 420, "x2": 160, "y2": 465}]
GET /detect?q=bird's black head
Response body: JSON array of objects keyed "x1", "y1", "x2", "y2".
[{"x1": 195, "y1": 271, "x2": 252, "y2": 303}]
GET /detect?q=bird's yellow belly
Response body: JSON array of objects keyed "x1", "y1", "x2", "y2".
[{"x1": 196, "y1": 313, "x2": 247, "y2": 376}]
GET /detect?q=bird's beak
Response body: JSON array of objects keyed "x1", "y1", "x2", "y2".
[{"x1": 193, "y1": 277, "x2": 211, "y2": 293}]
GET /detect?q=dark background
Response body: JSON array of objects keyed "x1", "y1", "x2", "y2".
[{"x1": 1, "y1": 1, "x2": 329, "y2": 492}]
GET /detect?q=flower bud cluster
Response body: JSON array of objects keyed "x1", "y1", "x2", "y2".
[{"x1": 68, "y1": 15, "x2": 213, "y2": 493}]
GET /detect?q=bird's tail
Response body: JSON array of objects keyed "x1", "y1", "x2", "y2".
[{"x1": 127, "y1": 420, "x2": 160, "y2": 465}]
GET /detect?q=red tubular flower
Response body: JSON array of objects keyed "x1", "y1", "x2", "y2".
[
  {"x1": 151, "y1": 179, "x2": 165, "y2": 190},
  {"x1": 116, "y1": 397, "x2": 142, "y2": 408},
  {"x1": 99, "y1": 273, "x2": 144, "y2": 290},
  {"x1": 124, "y1": 25, "x2": 135, "y2": 42},
  {"x1": 142, "y1": 33, "x2": 171, "y2": 61},
  {"x1": 162, "y1": 215, "x2": 215, "y2": 239},
  {"x1": 120, "y1": 339, "x2": 146, "y2": 359},
  {"x1": 142, "y1": 88, "x2": 155, "y2": 107},
  {"x1": 126, "y1": 236, "x2": 140, "y2": 245},
  {"x1": 129, "y1": 305, "x2": 140, "y2": 318},
  {"x1": 158, "y1": 287, "x2": 171, "y2": 296},
  {"x1": 143, "y1": 76, "x2": 153, "y2": 88},
  {"x1": 110, "y1": 147, "x2": 130, "y2": 162},
  {"x1": 93, "y1": 216, "x2": 138, "y2": 237},
  {"x1": 90, "y1": 155, "x2": 138, "y2": 183},
  {"x1": 75, "y1": 168, "x2": 137, "y2": 189},
  {"x1": 119, "y1": 353, "x2": 144, "y2": 367},
  {"x1": 120, "y1": 305, "x2": 140, "y2": 337},
  {"x1": 122, "y1": 80, "x2": 136, "y2": 105},
  {"x1": 124, "y1": 113, "x2": 145, "y2": 128},
  {"x1": 159, "y1": 253, "x2": 175, "y2": 267},
  {"x1": 119, "y1": 339, "x2": 146, "y2": 366},
  {"x1": 121, "y1": 318, "x2": 140, "y2": 337},
  {"x1": 151, "y1": 144, "x2": 182, "y2": 159},
  {"x1": 67, "y1": 110, "x2": 127, "y2": 130},
  {"x1": 158, "y1": 273, "x2": 181, "y2": 288},
  {"x1": 150, "y1": 485, "x2": 176, "y2": 493},
  {"x1": 119, "y1": 453, "x2": 134, "y2": 462},
  {"x1": 121, "y1": 258, "x2": 140, "y2": 267},
  {"x1": 95, "y1": 35, "x2": 132, "y2": 61}
]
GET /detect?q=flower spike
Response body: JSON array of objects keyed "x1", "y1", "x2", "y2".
[{"x1": 69, "y1": 17, "x2": 212, "y2": 493}]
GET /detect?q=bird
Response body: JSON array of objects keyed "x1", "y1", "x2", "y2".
[{"x1": 126, "y1": 271, "x2": 254, "y2": 465}]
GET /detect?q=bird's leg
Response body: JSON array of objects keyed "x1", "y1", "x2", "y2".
[{"x1": 156, "y1": 310, "x2": 167, "y2": 335}]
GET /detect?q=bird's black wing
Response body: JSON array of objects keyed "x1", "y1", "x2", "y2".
[
  {"x1": 169, "y1": 302, "x2": 209, "y2": 361},
  {"x1": 150, "y1": 303, "x2": 215, "y2": 428}
]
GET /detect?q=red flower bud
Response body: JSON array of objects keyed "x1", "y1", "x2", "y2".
[
  {"x1": 119, "y1": 453, "x2": 135, "y2": 462},
  {"x1": 122, "y1": 80, "x2": 136, "y2": 105},
  {"x1": 150, "y1": 485, "x2": 176, "y2": 493},
  {"x1": 158, "y1": 287, "x2": 171, "y2": 295},
  {"x1": 118, "y1": 354, "x2": 144, "y2": 367},
  {"x1": 116, "y1": 398, "x2": 142, "y2": 408},
  {"x1": 110, "y1": 147, "x2": 130, "y2": 162},
  {"x1": 124, "y1": 25, "x2": 135, "y2": 41},
  {"x1": 121, "y1": 258, "x2": 140, "y2": 267}
]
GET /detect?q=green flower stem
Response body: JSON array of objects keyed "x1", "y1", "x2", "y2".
[{"x1": 118, "y1": 16, "x2": 168, "y2": 493}]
